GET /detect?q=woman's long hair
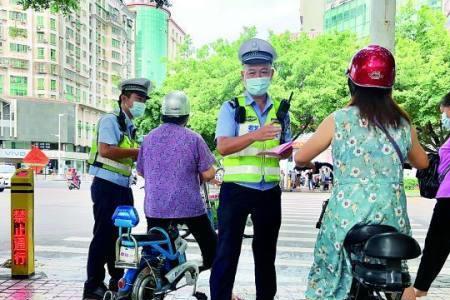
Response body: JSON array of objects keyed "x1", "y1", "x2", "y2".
[{"x1": 348, "y1": 79, "x2": 410, "y2": 128}]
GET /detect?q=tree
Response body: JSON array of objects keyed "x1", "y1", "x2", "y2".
[
  {"x1": 19, "y1": 0, "x2": 171, "y2": 15},
  {"x1": 395, "y1": 3, "x2": 450, "y2": 151},
  {"x1": 141, "y1": 27, "x2": 361, "y2": 149},
  {"x1": 137, "y1": 2, "x2": 450, "y2": 152}
]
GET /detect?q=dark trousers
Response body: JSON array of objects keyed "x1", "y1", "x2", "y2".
[
  {"x1": 414, "y1": 200, "x2": 450, "y2": 291},
  {"x1": 146, "y1": 214, "x2": 218, "y2": 269},
  {"x1": 85, "y1": 177, "x2": 134, "y2": 290},
  {"x1": 210, "y1": 183, "x2": 282, "y2": 300}
]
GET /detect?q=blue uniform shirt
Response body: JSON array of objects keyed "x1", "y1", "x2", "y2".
[
  {"x1": 215, "y1": 91, "x2": 292, "y2": 191},
  {"x1": 89, "y1": 112, "x2": 135, "y2": 188}
]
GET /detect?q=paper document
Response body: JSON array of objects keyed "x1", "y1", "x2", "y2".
[{"x1": 257, "y1": 142, "x2": 293, "y2": 158}]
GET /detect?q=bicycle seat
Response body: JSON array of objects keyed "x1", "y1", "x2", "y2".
[
  {"x1": 112, "y1": 206, "x2": 139, "y2": 228},
  {"x1": 364, "y1": 232, "x2": 421, "y2": 259},
  {"x1": 344, "y1": 224, "x2": 397, "y2": 249}
]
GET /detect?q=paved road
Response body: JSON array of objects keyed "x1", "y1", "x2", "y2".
[{"x1": 0, "y1": 181, "x2": 449, "y2": 299}]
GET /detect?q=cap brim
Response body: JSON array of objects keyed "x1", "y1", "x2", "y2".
[
  {"x1": 135, "y1": 91, "x2": 150, "y2": 99},
  {"x1": 243, "y1": 58, "x2": 273, "y2": 65}
]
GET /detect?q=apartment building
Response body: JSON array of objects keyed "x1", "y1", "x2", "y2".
[{"x1": 0, "y1": 0, "x2": 135, "y2": 173}]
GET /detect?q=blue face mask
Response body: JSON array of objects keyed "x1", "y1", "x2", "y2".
[
  {"x1": 130, "y1": 102, "x2": 146, "y2": 119},
  {"x1": 442, "y1": 112, "x2": 450, "y2": 130},
  {"x1": 245, "y1": 77, "x2": 271, "y2": 96}
]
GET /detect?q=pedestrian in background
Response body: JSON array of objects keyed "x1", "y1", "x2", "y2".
[{"x1": 415, "y1": 91, "x2": 450, "y2": 297}]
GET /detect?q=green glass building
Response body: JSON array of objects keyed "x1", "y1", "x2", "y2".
[
  {"x1": 324, "y1": 0, "x2": 443, "y2": 37},
  {"x1": 127, "y1": 3, "x2": 169, "y2": 87}
]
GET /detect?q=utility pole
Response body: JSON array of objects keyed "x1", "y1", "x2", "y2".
[{"x1": 370, "y1": 0, "x2": 397, "y2": 52}]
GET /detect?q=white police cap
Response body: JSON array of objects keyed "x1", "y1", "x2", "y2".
[
  {"x1": 238, "y1": 38, "x2": 277, "y2": 65},
  {"x1": 119, "y1": 78, "x2": 152, "y2": 99}
]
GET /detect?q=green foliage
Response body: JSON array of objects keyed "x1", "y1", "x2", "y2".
[
  {"x1": 404, "y1": 177, "x2": 418, "y2": 191},
  {"x1": 395, "y1": 3, "x2": 450, "y2": 151},
  {"x1": 137, "y1": 4, "x2": 450, "y2": 151}
]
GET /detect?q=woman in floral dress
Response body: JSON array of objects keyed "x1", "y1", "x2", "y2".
[{"x1": 294, "y1": 45, "x2": 429, "y2": 300}]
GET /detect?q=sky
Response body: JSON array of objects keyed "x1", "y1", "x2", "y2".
[{"x1": 169, "y1": 0, "x2": 301, "y2": 47}]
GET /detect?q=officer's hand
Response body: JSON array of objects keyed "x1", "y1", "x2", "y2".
[{"x1": 250, "y1": 123, "x2": 281, "y2": 142}]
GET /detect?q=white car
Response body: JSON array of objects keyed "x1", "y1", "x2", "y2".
[{"x1": 0, "y1": 165, "x2": 16, "y2": 189}]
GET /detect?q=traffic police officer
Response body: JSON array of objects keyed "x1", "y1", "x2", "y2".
[
  {"x1": 83, "y1": 78, "x2": 151, "y2": 300},
  {"x1": 210, "y1": 38, "x2": 292, "y2": 300}
]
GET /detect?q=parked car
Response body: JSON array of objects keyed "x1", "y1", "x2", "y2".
[{"x1": 0, "y1": 165, "x2": 17, "y2": 188}]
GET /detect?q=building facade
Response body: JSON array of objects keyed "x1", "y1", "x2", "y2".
[
  {"x1": 126, "y1": 0, "x2": 186, "y2": 86},
  {"x1": 0, "y1": 0, "x2": 135, "y2": 173},
  {"x1": 444, "y1": 0, "x2": 450, "y2": 28},
  {"x1": 299, "y1": 0, "x2": 325, "y2": 37},
  {"x1": 323, "y1": 0, "x2": 445, "y2": 37},
  {"x1": 126, "y1": 0, "x2": 168, "y2": 87},
  {"x1": 168, "y1": 18, "x2": 186, "y2": 60}
]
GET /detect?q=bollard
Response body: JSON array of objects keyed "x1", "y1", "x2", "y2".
[{"x1": 10, "y1": 168, "x2": 35, "y2": 278}]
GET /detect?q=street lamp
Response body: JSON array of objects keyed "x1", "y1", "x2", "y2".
[{"x1": 57, "y1": 113, "x2": 64, "y2": 175}]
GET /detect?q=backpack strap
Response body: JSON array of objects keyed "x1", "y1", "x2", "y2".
[
  {"x1": 374, "y1": 119, "x2": 404, "y2": 165},
  {"x1": 439, "y1": 163, "x2": 450, "y2": 182}
]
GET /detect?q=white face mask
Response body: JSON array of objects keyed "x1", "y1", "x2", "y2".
[
  {"x1": 442, "y1": 112, "x2": 450, "y2": 130},
  {"x1": 130, "y1": 102, "x2": 146, "y2": 119},
  {"x1": 245, "y1": 77, "x2": 271, "y2": 96}
]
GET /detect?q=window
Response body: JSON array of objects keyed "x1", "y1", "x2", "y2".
[
  {"x1": 50, "y1": 49, "x2": 56, "y2": 61},
  {"x1": 77, "y1": 121, "x2": 82, "y2": 138},
  {"x1": 65, "y1": 84, "x2": 74, "y2": 101},
  {"x1": 50, "y1": 18, "x2": 56, "y2": 30},
  {"x1": 37, "y1": 78, "x2": 45, "y2": 90},
  {"x1": 51, "y1": 80, "x2": 56, "y2": 91},
  {"x1": 9, "y1": 27, "x2": 27, "y2": 38},
  {"x1": 37, "y1": 63, "x2": 45, "y2": 73},
  {"x1": 10, "y1": 76, "x2": 28, "y2": 96},
  {"x1": 37, "y1": 47, "x2": 44, "y2": 59},
  {"x1": 37, "y1": 16, "x2": 44, "y2": 28},
  {"x1": 85, "y1": 122, "x2": 89, "y2": 139},
  {"x1": 10, "y1": 59, "x2": 28, "y2": 69},
  {"x1": 50, "y1": 33, "x2": 56, "y2": 45},
  {"x1": 50, "y1": 64, "x2": 58, "y2": 75},
  {"x1": 112, "y1": 26, "x2": 120, "y2": 35},
  {"x1": 9, "y1": 11, "x2": 26, "y2": 22},
  {"x1": 112, "y1": 39, "x2": 120, "y2": 48},
  {"x1": 37, "y1": 32, "x2": 45, "y2": 43},
  {"x1": 10, "y1": 43, "x2": 28, "y2": 53},
  {"x1": 112, "y1": 51, "x2": 120, "y2": 60}
]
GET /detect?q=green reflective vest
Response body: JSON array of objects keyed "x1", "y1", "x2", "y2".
[
  {"x1": 223, "y1": 96, "x2": 281, "y2": 183},
  {"x1": 87, "y1": 114, "x2": 138, "y2": 177}
]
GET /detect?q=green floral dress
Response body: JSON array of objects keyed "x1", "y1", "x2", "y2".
[{"x1": 305, "y1": 106, "x2": 412, "y2": 300}]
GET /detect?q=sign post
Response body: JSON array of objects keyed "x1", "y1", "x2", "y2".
[{"x1": 10, "y1": 169, "x2": 35, "y2": 278}]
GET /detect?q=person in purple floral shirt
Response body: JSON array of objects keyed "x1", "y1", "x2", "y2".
[{"x1": 137, "y1": 91, "x2": 218, "y2": 272}]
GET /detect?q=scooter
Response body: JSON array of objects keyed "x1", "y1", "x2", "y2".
[
  {"x1": 67, "y1": 174, "x2": 81, "y2": 190},
  {"x1": 344, "y1": 224, "x2": 421, "y2": 299},
  {"x1": 103, "y1": 206, "x2": 206, "y2": 300}
]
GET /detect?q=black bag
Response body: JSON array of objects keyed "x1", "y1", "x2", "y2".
[{"x1": 416, "y1": 153, "x2": 450, "y2": 199}]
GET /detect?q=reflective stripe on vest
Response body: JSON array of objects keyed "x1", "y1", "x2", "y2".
[
  {"x1": 87, "y1": 113, "x2": 136, "y2": 177},
  {"x1": 223, "y1": 96, "x2": 281, "y2": 183}
]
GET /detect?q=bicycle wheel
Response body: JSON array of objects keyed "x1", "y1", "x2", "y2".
[{"x1": 131, "y1": 266, "x2": 164, "y2": 300}]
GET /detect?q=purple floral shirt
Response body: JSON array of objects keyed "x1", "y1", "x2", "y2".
[{"x1": 137, "y1": 123, "x2": 215, "y2": 218}]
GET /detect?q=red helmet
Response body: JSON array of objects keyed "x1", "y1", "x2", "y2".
[{"x1": 347, "y1": 45, "x2": 395, "y2": 89}]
